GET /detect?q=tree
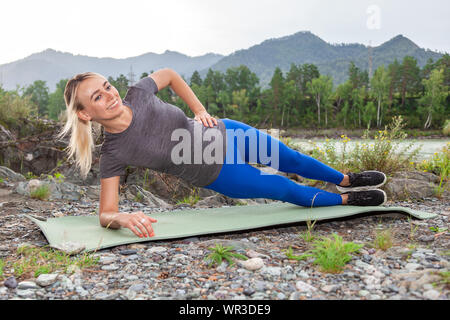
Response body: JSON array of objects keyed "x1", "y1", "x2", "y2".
[
  {"x1": 269, "y1": 67, "x2": 285, "y2": 127},
  {"x1": 419, "y1": 68, "x2": 447, "y2": 129},
  {"x1": 363, "y1": 101, "x2": 377, "y2": 129},
  {"x1": 21, "y1": 80, "x2": 49, "y2": 116},
  {"x1": 399, "y1": 56, "x2": 421, "y2": 107},
  {"x1": 47, "y1": 79, "x2": 68, "y2": 120},
  {"x1": 387, "y1": 59, "x2": 401, "y2": 108},
  {"x1": 307, "y1": 75, "x2": 333, "y2": 126},
  {"x1": 348, "y1": 62, "x2": 368, "y2": 89},
  {"x1": 190, "y1": 70, "x2": 203, "y2": 87},
  {"x1": 334, "y1": 81, "x2": 353, "y2": 126},
  {"x1": 370, "y1": 65, "x2": 390, "y2": 127},
  {"x1": 108, "y1": 74, "x2": 129, "y2": 99}
]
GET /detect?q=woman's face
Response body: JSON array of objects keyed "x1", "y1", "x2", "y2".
[{"x1": 76, "y1": 76, "x2": 124, "y2": 122}]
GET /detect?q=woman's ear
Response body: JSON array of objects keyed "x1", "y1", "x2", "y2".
[{"x1": 76, "y1": 109, "x2": 91, "y2": 122}]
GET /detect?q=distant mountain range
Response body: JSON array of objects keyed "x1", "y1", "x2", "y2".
[{"x1": 0, "y1": 31, "x2": 445, "y2": 92}]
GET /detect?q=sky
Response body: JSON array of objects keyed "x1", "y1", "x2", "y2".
[{"x1": 1, "y1": 0, "x2": 449, "y2": 65}]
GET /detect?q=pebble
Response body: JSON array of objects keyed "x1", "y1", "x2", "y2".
[
  {"x1": 240, "y1": 258, "x2": 265, "y2": 271},
  {"x1": 0, "y1": 196, "x2": 448, "y2": 301},
  {"x1": 3, "y1": 277, "x2": 18, "y2": 289},
  {"x1": 405, "y1": 263, "x2": 422, "y2": 271},
  {"x1": 35, "y1": 273, "x2": 58, "y2": 287},
  {"x1": 147, "y1": 246, "x2": 167, "y2": 254},
  {"x1": 423, "y1": 289, "x2": 441, "y2": 300},
  {"x1": 17, "y1": 281, "x2": 39, "y2": 290},
  {"x1": 296, "y1": 281, "x2": 317, "y2": 293}
]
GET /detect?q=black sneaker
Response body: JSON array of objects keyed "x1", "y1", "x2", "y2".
[
  {"x1": 336, "y1": 170, "x2": 387, "y2": 193},
  {"x1": 343, "y1": 189, "x2": 387, "y2": 206}
]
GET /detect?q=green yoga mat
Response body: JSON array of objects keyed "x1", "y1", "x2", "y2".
[{"x1": 25, "y1": 203, "x2": 437, "y2": 253}]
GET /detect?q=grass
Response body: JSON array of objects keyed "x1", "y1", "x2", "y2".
[
  {"x1": 283, "y1": 246, "x2": 308, "y2": 261},
  {"x1": 299, "y1": 219, "x2": 317, "y2": 242},
  {"x1": 29, "y1": 184, "x2": 51, "y2": 200},
  {"x1": 133, "y1": 191, "x2": 144, "y2": 203},
  {"x1": 429, "y1": 226, "x2": 448, "y2": 233},
  {"x1": 176, "y1": 188, "x2": 200, "y2": 206},
  {"x1": 373, "y1": 228, "x2": 394, "y2": 251},
  {"x1": 204, "y1": 243, "x2": 248, "y2": 268},
  {"x1": 407, "y1": 216, "x2": 420, "y2": 241},
  {"x1": 0, "y1": 259, "x2": 4, "y2": 277},
  {"x1": 0, "y1": 244, "x2": 99, "y2": 280},
  {"x1": 432, "y1": 271, "x2": 450, "y2": 287},
  {"x1": 300, "y1": 233, "x2": 363, "y2": 273}
]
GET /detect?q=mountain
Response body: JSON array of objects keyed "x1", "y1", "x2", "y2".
[
  {"x1": 0, "y1": 31, "x2": 445, "y2": 92},
  {"x1": 0, "y1": 49, "x2": 224, "y2": 92},
  {"x1": 198, "y1": 31, "x2": 444, "y2": 88}
]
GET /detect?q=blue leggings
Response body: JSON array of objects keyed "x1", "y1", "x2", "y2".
[{"x1": 203, "y1": 118, "x2": 345, "y2": 207}]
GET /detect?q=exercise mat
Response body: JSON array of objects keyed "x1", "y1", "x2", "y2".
[{"x1": 25, "y1": 203, "x2": 437, "y2": 253}]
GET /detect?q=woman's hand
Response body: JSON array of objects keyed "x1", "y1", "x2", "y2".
[
  {"x1": 194, "y1": 110, "x2": 218, "y2": 128},
  {"x1": 114, "y1": 211, "x2": 157, "y2": 238}
]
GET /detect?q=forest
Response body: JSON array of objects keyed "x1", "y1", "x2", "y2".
[{"x1": 0, "y1": 54, "x2": 449, "y2": 133}]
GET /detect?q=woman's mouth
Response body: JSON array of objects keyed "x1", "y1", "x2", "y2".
[{"x1": 107, "y1": 100, "x2": 119, "y2": 110}]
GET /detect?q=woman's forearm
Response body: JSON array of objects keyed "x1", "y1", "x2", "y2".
[
  {"x1": 169, "y1": 70, "x2": 206, "y2": 115},
  {"x1": 99, "y1": 211, "x2": 122, "y2": 229}
]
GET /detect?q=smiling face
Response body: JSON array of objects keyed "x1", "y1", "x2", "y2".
[{"x1": 76, "y1": 76, "x2": 124, "y2": 122}]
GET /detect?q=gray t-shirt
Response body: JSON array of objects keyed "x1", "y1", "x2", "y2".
[{"x1": 99, "y1": 76, "x2": 227, "y2": 187}]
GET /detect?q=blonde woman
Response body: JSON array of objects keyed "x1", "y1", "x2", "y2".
[{"x1": 57, "y1": 68, "x2": 387, "y2": 238}]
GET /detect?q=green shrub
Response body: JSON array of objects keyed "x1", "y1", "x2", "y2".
[
  {"x1": 204, "y1": 244, "x2": 247, "y2": 267},
  {"x1": 2, "y1": 245, "x2": 99, "y2": 279},
  {"x1": 30, "y1": 184, "x2": 50, "y2": 200},
  {"x1": 373, "y1": 229, "x2": 394, "y2": 251},
  {"x1": 0, "y1": 91, "x2": 38, "y2": 130},
  {"x1": 443, "y1": 119, "x2": 450, "y2": 136},
  {"x1": 307, "y1": 115, "x2": 422, "y2": 175},
  {"x1": 301, "y1": 234, "x2": 363, "y2": 273}
]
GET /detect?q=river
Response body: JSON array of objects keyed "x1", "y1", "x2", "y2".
[{"x1": 291, "y1": 138, "x2": 449, "y2": 161}]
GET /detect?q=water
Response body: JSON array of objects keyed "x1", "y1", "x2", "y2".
[{"x1": 291, "y1": 138, "x2": 449, "y2": 161}]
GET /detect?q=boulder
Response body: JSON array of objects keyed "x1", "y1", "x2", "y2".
[
  {"x1": 15, "y1": 178, "x2": 83, "y2": 201},
  {"x1": 0, "y1": 166, "x2": 26, "y2": 182},
  {"x1": 384, "y1": 170, "x2": 441, "y2": 200}
]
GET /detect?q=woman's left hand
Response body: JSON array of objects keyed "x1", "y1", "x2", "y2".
[{"x1": 194, "y1": 110, "x2": 218, "y2": 128}]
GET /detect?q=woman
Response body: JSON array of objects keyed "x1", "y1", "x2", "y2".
[{"x1": 57, "y1": 68, "x2": 387, "y2": 238}]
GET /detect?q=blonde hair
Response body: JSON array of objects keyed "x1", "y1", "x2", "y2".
[{"x1": 56, "y1": 72, "x2": 105, "y2": 179}]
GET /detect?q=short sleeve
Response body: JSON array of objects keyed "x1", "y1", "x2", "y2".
[
  {"x1": 133, "y1": 76, "x2": 159, "y2": 95},
  {"x1": 99, "y1": 152, "x2": 127, "y2": 179}
]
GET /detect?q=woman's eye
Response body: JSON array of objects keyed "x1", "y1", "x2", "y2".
[{"x1": 95, "y1": 85, "x2": 111, "y2": 101}]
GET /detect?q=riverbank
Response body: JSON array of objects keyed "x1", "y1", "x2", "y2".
[
  {"x1": 0, "y1": 186, "x2": 448, "y2": 300},
  {"x1": 282, "y1": 128, "x2": 446, "y2": 140}
]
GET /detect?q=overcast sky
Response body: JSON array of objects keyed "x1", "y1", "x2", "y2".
[{"x1": 1, "y1": 0, "x2": 449, "y2": 65}]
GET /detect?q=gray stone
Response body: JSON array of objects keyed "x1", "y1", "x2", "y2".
[
  {"x1": 17, "y1": 281, "x2": 39, "y2": 290},
  {"x1": 405, "y1": 263, "x2": 422, "y2": 271},
  {"x1": 358, "y1": 290, "x2": 370, "y2": 297},
  {"x1": 51, "y1": 241, "x2": 85, "y2": 255},
  {"x1": 295, "y1": 280, "x2": 317, "y2": 293},
  {"x1": 3, "y1": 276, "x2": 18, "y2": 289},
  {"x1": 101, "y1": 264, "x2": 119, "y2": 271},
  {"x1": 36, "y1": 273, "x2": 58, "y2": 287},
  {"x1": 147, "y1": 246, "x2": 167, "y2": 254},
  {"x1": 240, "y1": 258, "x2": 265, "y2": 271},
  {"x1": 16, "y1": 289, "x2": 36, "y2": 298},
  {"x1": 129, "y1": 283, "x2": 146, "y2": 292},
  {"x1": 0, "y1": 166, "x2": 26, "y2": 182},
  {"x1": 321, "y1": 284, "x2": 339, "y2": 293},
  {"x1": 423, "y1": 289, "x2": 441, "y2": 300}
]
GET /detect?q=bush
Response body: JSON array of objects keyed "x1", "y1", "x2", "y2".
[
  {"x1": 30, "y1": 184, "x2": 50, "y2": 200},
  {"x1": 443, "y1": 119, "x2": 450, "y2": 136},
  {"x1": 0, "y1": 90, "x2": 38, "y2": 130},
  {"x1": 307, "y1": 115, "x2": 422, "y2": 175}
]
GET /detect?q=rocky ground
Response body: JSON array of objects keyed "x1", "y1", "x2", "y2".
[{"x1": 0, "y1": 180, "x2": 448, "y2": 300}]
